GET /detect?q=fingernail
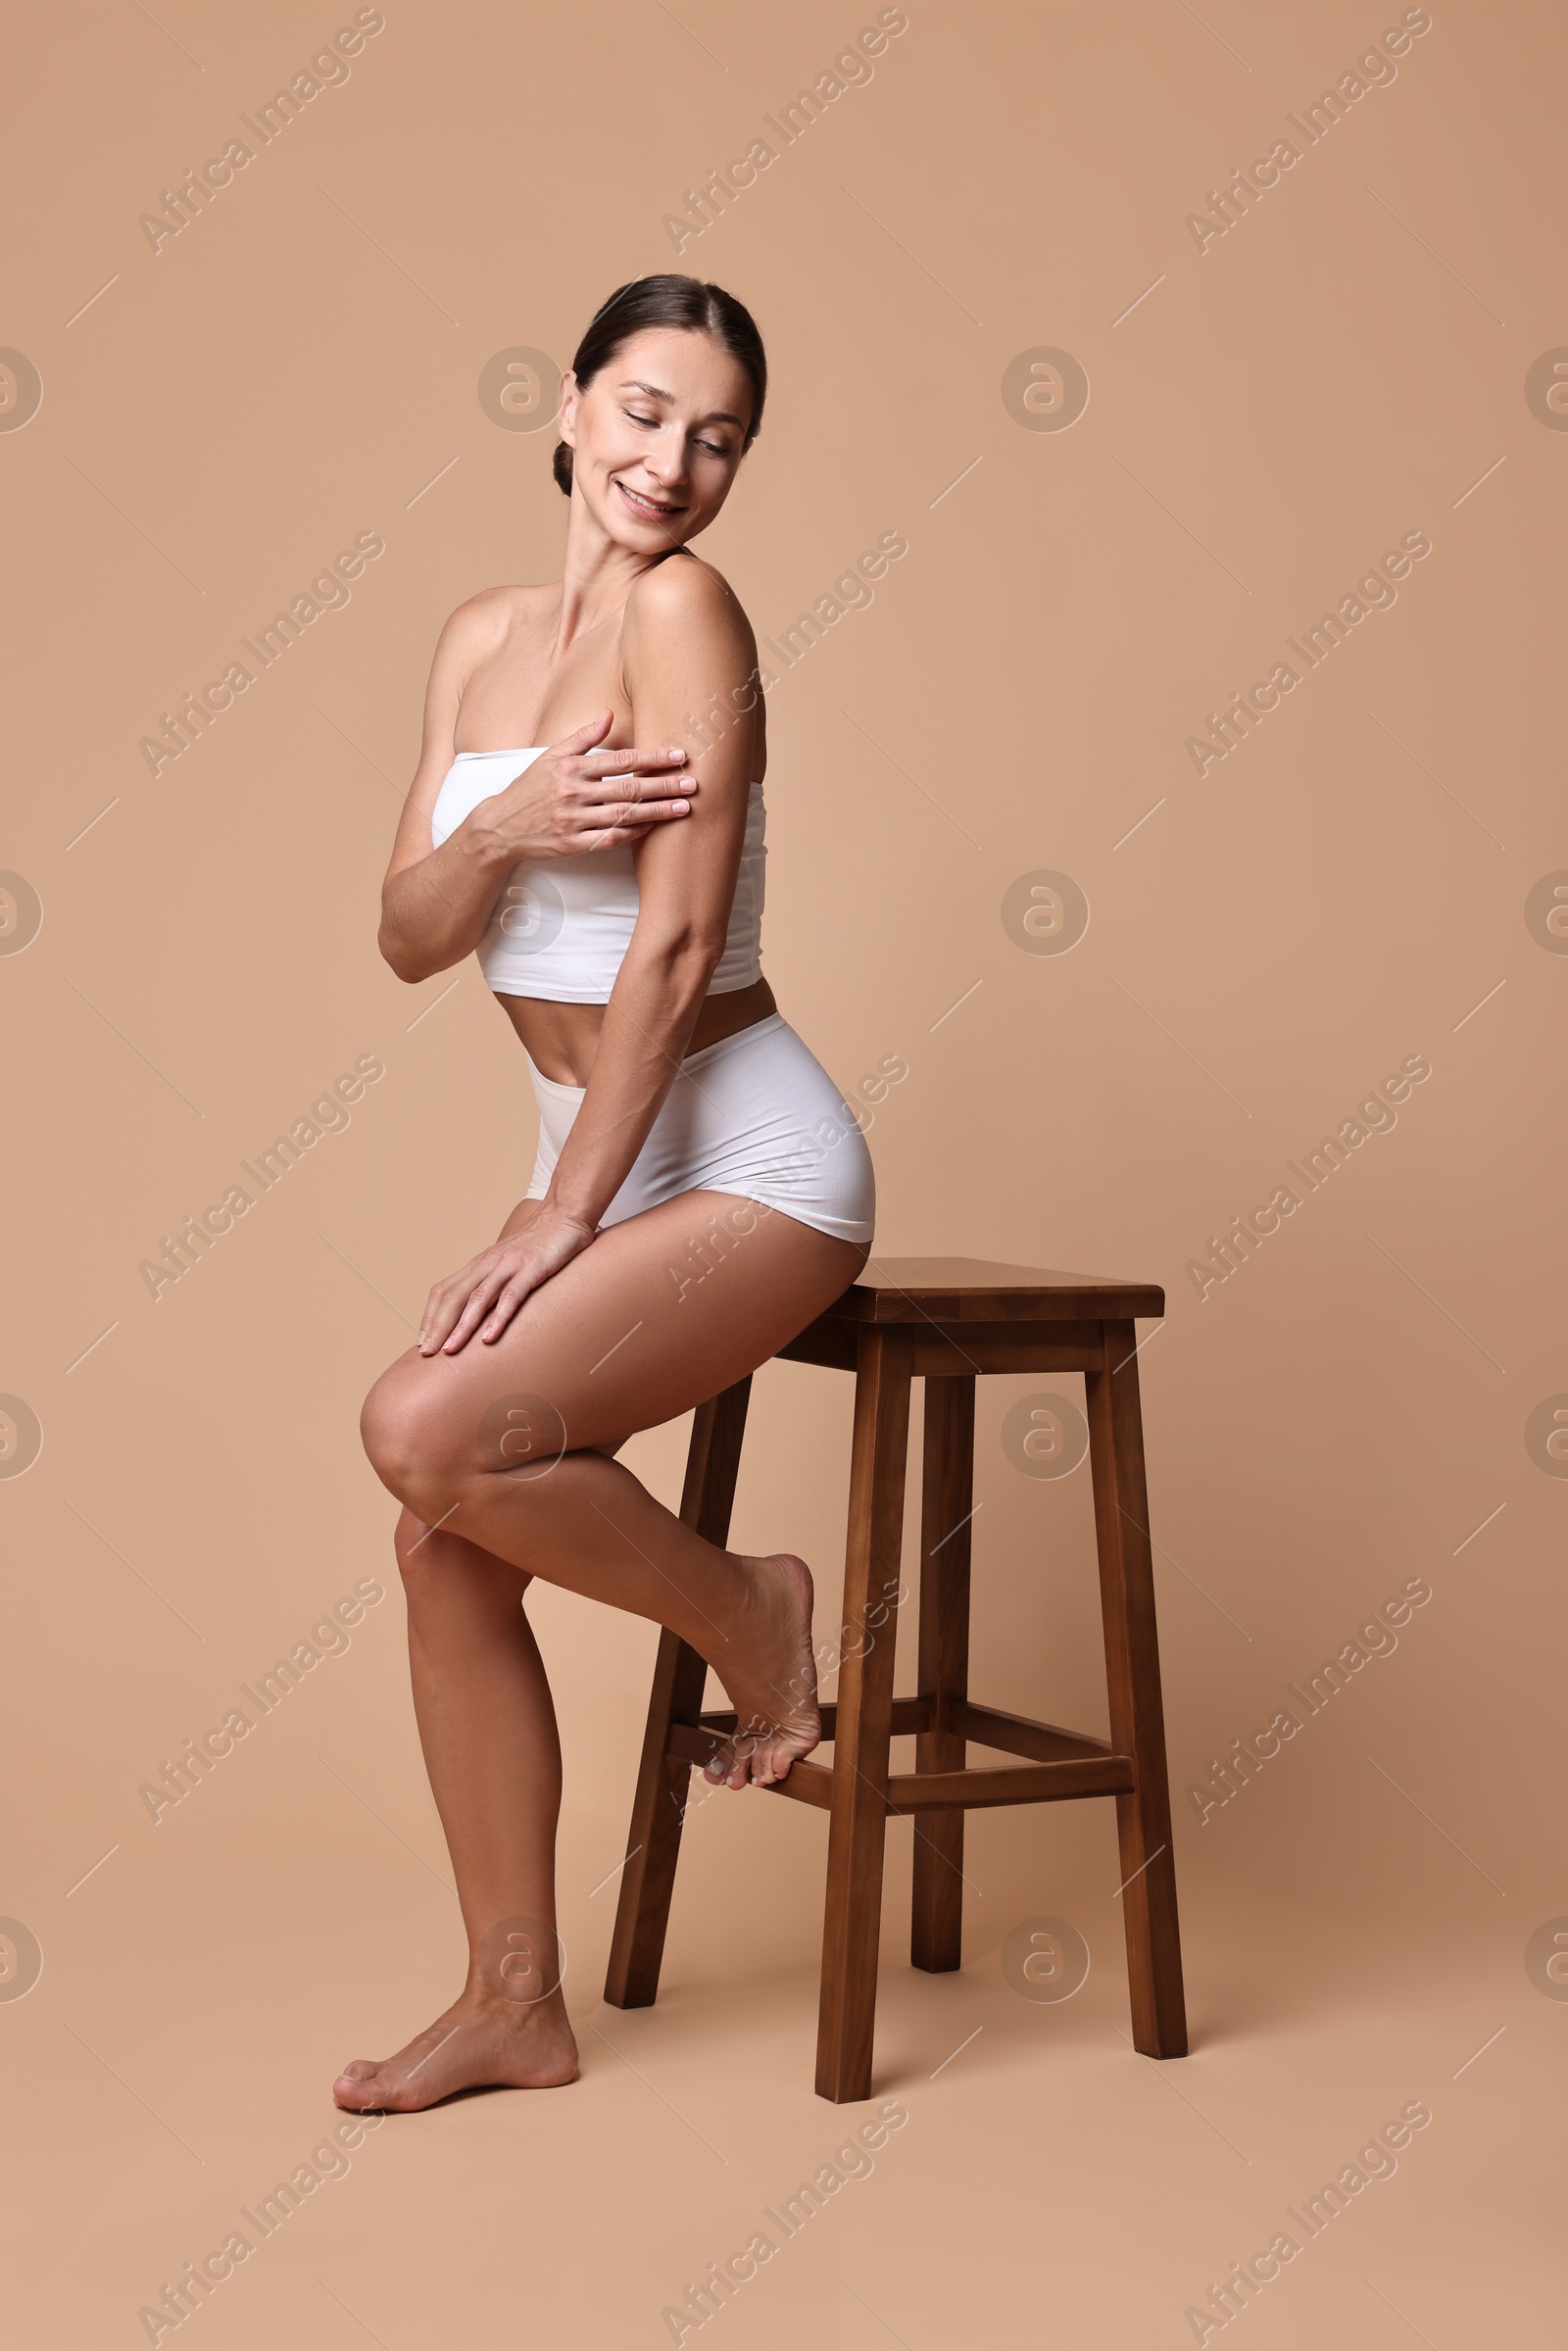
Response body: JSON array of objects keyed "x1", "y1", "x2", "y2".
[{"x1": 670, "y1": 747, "x2": 686, "y2": 759}]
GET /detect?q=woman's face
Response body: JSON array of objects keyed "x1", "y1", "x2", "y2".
[{"x1": 559, "y1": 325, "x2": 754, "y2": 552}]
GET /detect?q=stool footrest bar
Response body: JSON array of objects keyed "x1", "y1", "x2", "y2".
[
  {"x1": 886, "y1": 1757, "x2": 1135, "y2": 1809},
  {"x1": 689, "y1": 1699, "x2": 934, "y2": 1745},
  {"x1": 954, "y1": 1702, "x2": 1113, "y2": 1764},
  {"x1": 666, "y1": 1721, "x2": 1135, "y2": 1811},
  {"x1": 682, "y1": 1700, "x2": 1110, "y2": 1765}
]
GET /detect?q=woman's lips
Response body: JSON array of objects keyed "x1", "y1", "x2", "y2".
[{"x1": 615, "y1": 479, "x2": 685, "y2": 520}]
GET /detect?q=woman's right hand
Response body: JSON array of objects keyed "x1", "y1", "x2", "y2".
[
  {"x1": 417, "y1": 1200, "x2": 598, "y2": 1354},
  {"x1": 465, "y1": 710, "x2": 694, "y2": 862}
]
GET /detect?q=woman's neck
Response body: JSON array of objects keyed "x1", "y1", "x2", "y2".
[{"x1": 551, "y1": 495, "x2": 685, "y2": 655}]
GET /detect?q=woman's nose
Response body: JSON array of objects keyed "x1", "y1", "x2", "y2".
[{"x1": 642, "y1": 435, "x2": 687, "y2": 487}]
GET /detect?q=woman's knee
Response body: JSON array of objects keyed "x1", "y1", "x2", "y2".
[{"x1": 361, "y1": 1360, "x2": 462, "y2": 1514}]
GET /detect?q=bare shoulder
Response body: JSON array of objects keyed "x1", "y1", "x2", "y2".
[
  {"x1": 623, "y1": 553, "x2": 751, "y2": 643},
  {"x1": 439, "y1": 580, "x2": 551, "y2": 656},
  {"x1": 620, "y1": 557, "x2": 763, "y2": 781}
]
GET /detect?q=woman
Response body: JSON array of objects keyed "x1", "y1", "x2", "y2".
[{"x1": 335, "y1": 276, "x2": 875, "y2": 2112}]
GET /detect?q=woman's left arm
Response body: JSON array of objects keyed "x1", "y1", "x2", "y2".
[{"x1": 420, "y1": 559, "x2": 760, "y2": 1353}]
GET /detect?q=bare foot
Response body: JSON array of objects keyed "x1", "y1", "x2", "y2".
[
  {"x1": 333, "y1": 1987, "x2": 578, "y2": 2113},
  {"x1": 704, "y1": 1552, "x2": 820, "y2": 1790}
]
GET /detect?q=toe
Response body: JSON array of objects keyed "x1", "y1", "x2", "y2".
[{"x1": 333, "y1": 2063, "x2": 385, "y2": 2108}]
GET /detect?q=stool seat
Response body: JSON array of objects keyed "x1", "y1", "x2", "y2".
[
  {"x1": 791, "y1": 1255, "x2": 1166, "y2": 1321},
  {"x1": 605, "y1": 1254, "x2": 1188, "y2": 2101}
]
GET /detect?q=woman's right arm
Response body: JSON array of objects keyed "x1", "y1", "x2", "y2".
[{"x1": 377, "y1": 593, "x2": 695, "y2": 984}]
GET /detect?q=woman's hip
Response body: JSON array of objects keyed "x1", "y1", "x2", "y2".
[{"x1": 524, "y1": 1013, "x2": 876, "y2": 1248}]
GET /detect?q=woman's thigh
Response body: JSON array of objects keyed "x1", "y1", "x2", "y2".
[{"x1": 374, "y1": 1193, "x2": 864, "y2": 1471}]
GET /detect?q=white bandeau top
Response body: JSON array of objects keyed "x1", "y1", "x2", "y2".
[{"x1": 429, "y1": 748, "x2": 765, "y2": 1004}]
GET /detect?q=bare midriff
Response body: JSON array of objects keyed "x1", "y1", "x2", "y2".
[{"x1": 496, "y1": 976, "x2": 778, "y2": 1090}]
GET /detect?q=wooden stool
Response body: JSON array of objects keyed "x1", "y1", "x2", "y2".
[{"x1": 604, "y1": 1257, "x2": 1188, "y2": 2102}]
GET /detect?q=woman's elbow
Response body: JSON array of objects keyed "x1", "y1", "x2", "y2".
[
  {"x1": 378, "y1": 923, "x2": 435, "y2": 984},
  {"x1": 647, "y1": 929, "x2": 727, "y2": 991}
]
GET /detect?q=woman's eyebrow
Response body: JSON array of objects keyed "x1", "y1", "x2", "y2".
[{"x1": 618, "y1": 378, "x2": 745, "y2": 428}]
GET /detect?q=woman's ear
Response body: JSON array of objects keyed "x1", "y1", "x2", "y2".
[{"x1": 556, "y1": 367, "x2": 579, "y2": 451}]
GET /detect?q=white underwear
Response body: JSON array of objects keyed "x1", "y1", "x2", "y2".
[{"x1": 523, "y1": 1013, "x2": 875, "y2": 1248}]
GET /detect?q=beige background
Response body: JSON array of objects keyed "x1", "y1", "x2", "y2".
[{"x1": 3, "y1": 0, "x2": 1562, "y2": 2341}]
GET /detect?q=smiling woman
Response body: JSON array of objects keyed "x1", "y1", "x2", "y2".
[
  {"x1": 549, "y1": 275, "x2": 767, "y2": 505},
  {"x1": 334, "y1": 273, "x2": 876, "y2": 2116}
]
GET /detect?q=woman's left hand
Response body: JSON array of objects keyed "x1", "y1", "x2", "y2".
[{"x1": 417, "y1": 1204, "x2": 596, "y2": 1355}]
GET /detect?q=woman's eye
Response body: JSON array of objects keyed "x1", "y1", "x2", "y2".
[
  {"x1": 626, "y1": 412, "x2": 658, "y2": 427},
  {"x1": 698, "y1": 440, "x2": 730, "y2": 458}
]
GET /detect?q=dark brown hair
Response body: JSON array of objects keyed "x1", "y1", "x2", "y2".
[{"x1": 552, "y1": 274, "x2": 766, "y2": 495}]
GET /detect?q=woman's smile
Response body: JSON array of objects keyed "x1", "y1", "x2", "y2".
[{"x1": 614, "y1": 477, "x2": 686, "y2": 520}]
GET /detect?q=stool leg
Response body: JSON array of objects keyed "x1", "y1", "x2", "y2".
[
  {"x1": 911, "y1": 1376, "x2": 973, "y2": 1973},
  {"x1": 817, "y1": 1328, "x2": 912, "y2": 2101},
  {"x1": 604, "y1": 1378, "x2": 752, "y2": 2009},
  {"x1": 1085, "y1": 1322, "x2": 1188, "y2": 2058}
]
